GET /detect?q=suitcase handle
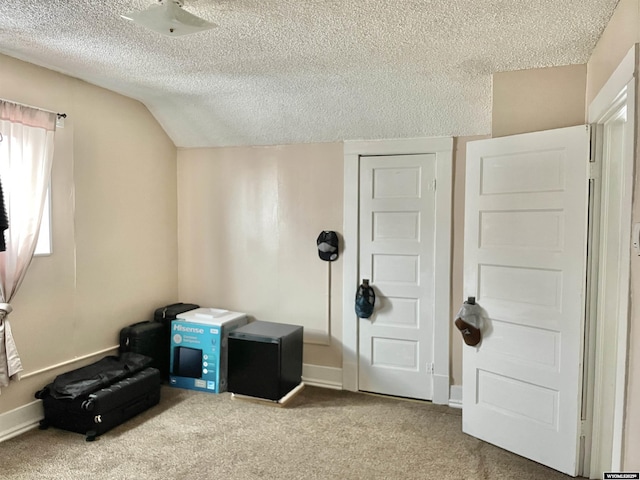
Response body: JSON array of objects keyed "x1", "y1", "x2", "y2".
[
  {"x1": 34, "y1": 387, "x2": 50, "y2": 400},
  {"x1": 159, "y1": 303, "x2": 184, "y2": 319},
  {"x1": 82, "y1": 394, "x2": 97, "y2": 411},
  {"x1": 120, "y1": 321, "x2": 155, "y2": 349}
]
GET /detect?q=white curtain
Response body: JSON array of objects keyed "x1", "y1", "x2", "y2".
[{"x1": 0, "y1": 100, "x2": 56, "y2": 392}]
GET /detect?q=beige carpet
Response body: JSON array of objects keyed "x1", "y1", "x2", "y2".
[{"x1": 0, "y1": 385, "x2": 578, "y2": 479}]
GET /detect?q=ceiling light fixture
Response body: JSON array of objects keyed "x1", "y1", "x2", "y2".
[{"x1": 121, "y1": 0, "x2": 216, "y2": 37}]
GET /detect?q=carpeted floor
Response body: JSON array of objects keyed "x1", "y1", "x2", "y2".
[{"x1": 0, "y1": 385, "x2": 578, "y2": 479}]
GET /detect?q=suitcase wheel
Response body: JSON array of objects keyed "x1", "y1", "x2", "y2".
[
  {"x1": 85, "y1": 430, "x2": 97, "y2": 442},
  {"x1": 81, "y1": 399, "x2": 95, "y2": 411},
  {"x1": 38, "y1": 419, "x2": 49, "y2": 430}
]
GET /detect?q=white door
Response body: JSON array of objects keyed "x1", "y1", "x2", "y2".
[
  {"x1": 463, "y1": 125, "x2": 590, "y2": 476},
  {"x1": 358, "y1": 154, "x2": 436, "y2": 400}
]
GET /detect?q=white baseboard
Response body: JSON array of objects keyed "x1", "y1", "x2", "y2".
[
  {"x1": 302, "y1": 364, "x2": 343, "y2": 390},
  {"x1": 0, "y1": 400, "x2": 43, "y2": 443},
  {"x1": 449, "y1": 385, "x2": 462, "y2": 409}
]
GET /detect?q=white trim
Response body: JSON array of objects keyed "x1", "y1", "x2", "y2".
[
  {"x1": 432, "y1": 149, "x2": 453, "y2": 405},
  {"x1": 586, "y1": 43, "x2": 637, "y2": 476},
  {"x1": 342, "y1": 147, "x2": 361, "y2": 392},
  {"x1": 612, "y1": 76, "x2": 635, "y2": 473},
  {"x1": 589, "y1": 46, "x2": 638, "y2": 123},
  {"x1": 342, "y1": 137, "x2": 453, "y2": 404},
  {"x1": 449, "y1": 385, "x2": 462, "y2": 409},
  {"x1": 302, "y1": 364, "x2": 343, "y2": 390},
  {"x1": 21, "y1": 345, "x2": 119, "y2": 380},
  {"x1": 432, "y1": 374, "x2": 450, "y2": 405},
  {"x1": 0, "y1": 400, "x2": 43, "y2": 444},
  {"x1": 344, "y1": 137, "x2": 453, "y2": 156}
]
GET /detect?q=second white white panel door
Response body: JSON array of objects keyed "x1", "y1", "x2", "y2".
[
  {"x1": 358, "y1": 154, "x2": 437, "y2": 400},
  {"x1": 463, "y1": 125, "x2": 590, "y2": 476}
]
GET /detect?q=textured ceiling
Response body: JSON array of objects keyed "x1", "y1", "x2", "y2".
[{"x1": 0, "y1": 0, "x2": 620, "y2": 148}]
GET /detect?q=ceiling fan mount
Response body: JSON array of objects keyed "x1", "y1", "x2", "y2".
[{"x1": 121, "y1": 0, "x2": 216, "y2": 37}]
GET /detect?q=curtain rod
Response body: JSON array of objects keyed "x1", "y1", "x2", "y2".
[{"x1": 0, "y1": 98, "x2": 66, "y2": 118}]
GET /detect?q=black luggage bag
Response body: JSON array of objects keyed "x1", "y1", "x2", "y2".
[
  {"x1": 119, "y1": 321, "x2": 165, "y2": 373},
  {"x1": 153, "y1": 302, "x2": 200, "y2": 325},
  {"x1": 152, "y1": 302, "x2": 199, "y2": 378},
  {"x1": 35, "y1": 353, "x2": 161, "y2": 441}
]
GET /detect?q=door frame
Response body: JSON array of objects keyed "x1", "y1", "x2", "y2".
[
  {"x1": 342, "y1": 137, "x2": 453, "y2": 404},
  {"x1": 584, "y1": 43, "x2": 637, "y2": 476}
]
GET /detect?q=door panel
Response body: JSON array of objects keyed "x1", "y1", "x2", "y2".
[
  {"x1": 358, "y1": 154, "x2": 436, "y2": 400},
  {"x1": 463, "y1": 125, "x2": 590, "y2": 476}
]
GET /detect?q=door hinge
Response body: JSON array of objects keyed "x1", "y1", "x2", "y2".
[
  {"x1": 426, "y1": 362, "x2": 434, "y2": 374},
  {"x1": 580, "y1": 420, "x2": 587, "y2": 437},
  {"x1": 427, "y1": 179, "x2": 436, "y2": 191},
  {"x1": 589, "y1": 123, "x2": 602, "y2": 181},
  {"x1": 589, "y1": 124, "x2": 596, "y2": 163}
]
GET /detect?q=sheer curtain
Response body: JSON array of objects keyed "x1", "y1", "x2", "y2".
[{"x1": 0, "y1": 100, "x2": 56, "y2": 393}]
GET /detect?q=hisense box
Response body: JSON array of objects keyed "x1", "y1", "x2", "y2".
[{"x1": 169, "y1": 308, "x2": 247, "y2": 393}]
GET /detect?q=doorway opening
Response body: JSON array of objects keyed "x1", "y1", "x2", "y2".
[{"x1": 583, "y1": 44, "x2": 636, "y2": 478}]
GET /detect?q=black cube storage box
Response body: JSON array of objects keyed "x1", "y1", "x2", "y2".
[{"x1": 227, "y1": 321, "x2": 303, "y2": 401}]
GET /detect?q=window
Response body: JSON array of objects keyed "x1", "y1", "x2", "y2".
[{"x1": 0, "y1": 100, "x2": 57, "y2": 261}]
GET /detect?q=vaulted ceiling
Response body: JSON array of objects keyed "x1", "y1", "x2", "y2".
[{"x1": 0, "y1": 0, "x2": 619, "y2": 147}]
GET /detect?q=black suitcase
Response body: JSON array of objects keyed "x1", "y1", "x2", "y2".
[
  {"x1": 36, "y1": 367, "x2": 161, "y2": 441},
  {"x1": 153, "y1": 302, "x2": 200, "y2": 325},
  {"x1": 153, "y1": 302, "x2": 199, "y2": 378},
  {"x1": 119, "y1": 321, "x2": 166, "y2": 374}
]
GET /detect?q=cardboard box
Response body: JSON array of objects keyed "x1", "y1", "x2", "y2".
[{"x1": 169, "y1": 308, "x2": 247, "y2": 393}]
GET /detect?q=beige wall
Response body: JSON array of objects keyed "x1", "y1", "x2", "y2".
[
  {"x1": 586, "y1": 0, "x2": 640, "y2": 471},
  {"x1": 177, "y1": 144, "x2": 344, "y2": 368},
  {"x1": 179, "y1": 138, "x2": 476, "y2": 380},
  {"x1": 492, "y1": 64, "x2": 587, "y2": 138},
  {"x1": 586, "y1": 0, "x2": 640, "y2": 106},
  {"x1": 0, "y1": 54, "x2": 179, "y2": 414}
]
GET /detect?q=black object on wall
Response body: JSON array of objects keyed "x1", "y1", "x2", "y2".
[{"x1": 317, "y1": 230, "x2": 339, "y2": 261}]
